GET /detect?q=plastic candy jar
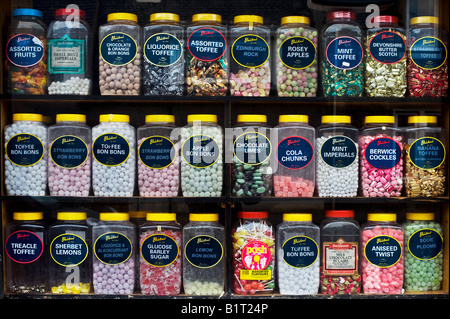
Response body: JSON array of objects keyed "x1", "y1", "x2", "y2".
[
  {"x1": 229, "y1": 15, "x2": 271, "y2": 97},
  {"x1": 232, "y1": 211, "x2": 275, "y2": 295},
  {"x1": 232, "y1": 114, "x2": 272, "y2": 197},
  {"x1": 181, "y1": 114, "x2": 223, "y2": 196},
  {"x1": 6, "y1": 8, "x2": 47, "y2": 95},
  {"x1": 183, "y1": 213, "x2": 225, "y2": 296},
  {"x1": 92, "y1": 212, "x2": 136, "y2": 294},
  {"x1": 139, "y1": 213, "x2": 182, "y2": 295},
  {"x1": 321, "y1": 11, "x2": 364, "y2": 97},
  {"x1": 361, "y1": 213, "x2": 404, "y2": 294},
  {"x1": 359, "y1": 116, "x2": 403, "y2": 197},
  {"x1": 320, "y1": 210, "x2": 360, "y2": 294},
  {"x1": 407, "y1": 16, "x2": 448, "y2": 97},
  {"x1": 5, "y1": 212, "x2": 48, "y2": 293},
  {"x1": 404, "y1": 116, "x2": 446, "y2": 197},
  {"x1": 4, "y1": 113, "x2": 47, "y2": 196},
  {"x1": 48, "y1": 114, "x2": 91, "y2": 196},
  {"x1": 403, "y1": 212, "x2": 443, "y2": 291},
  {"x1": 92, "y1": 114, "x2": 136, "y2": 197},
  {"x1": 138, "y1": 114, "x2": 180, "y2": 197},
  {"x1": 277, "y1": 213, "x2": 320, "y2": 295},
  {"x1": 99, "y1": 12, "x2": 141, "y2": 95},
  {"x1": 143, "y1": 13, "x2": 184, "y2": 96},
  {"x1": 47, "y1": 8, "x2": 92, "y2": 95},
  {"x1": 274, "y1": 115, "x2": 315, "y2": 197},
  {"x1": 316, "y1": 115, "x2": 359, "y2": 197},
  {"x1": 276, "y1": 16, "x2": 318, "y2": 97},
  {"x1": 365, "y1": 16, "x2": 407, "y2": 97},
  {"x1": 49, "y1": 212, "x2": 91, "y2": 294},
  {"x1": 186, "y1": 13, "x2": 228, "y2": 96}
]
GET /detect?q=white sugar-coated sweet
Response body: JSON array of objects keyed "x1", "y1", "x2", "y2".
[
  {"x1": 278, "y1": 255, "x2": 320, "y2": 295},
  {"x1": 183, "y1": 281, "x2": 224, "y2": 296},
  {"x1": 48, "y1": 77, "x2": 91, "y2": 95}
]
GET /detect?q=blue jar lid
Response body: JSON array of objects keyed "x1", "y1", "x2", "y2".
[{"x1": 13, "y1": 8, "x2": 44, "y2": 19}]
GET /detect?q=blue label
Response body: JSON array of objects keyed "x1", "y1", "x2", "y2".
[
  {"x1": 94, "y1": 232, "x2": 132, "y2": 265},
  {"x1": 144, "y1": 33, "x2": 183, "y2": 67},
  {"x1": 278, "y1": 36, "x2": 316, "y2": 69},
  {"x1": 326, "y1": 36, "x2": 363, "y2": 70},
  {"x1": 141, "y1": 234, "x2": 179, "y2": 267},
  {"x1": 50, "y1": 135, "x2": 89, "y2": 169},
  {"x1": 182, "y1": 134, "x2": 220, "y2": 168},
  {"x1": 188, "y1": 28, "x2": 226, "y2": 62},
  {"x1": 50, "y1": 234, "x2": 88, "y2": 267},
  {"x1": 6, "y1": 230, "x2": 44, "y2": 264},
  {"x1": 277, "y1": 136, "x2": 313, "y2": 170},
  {"x1": 320, "y1": 136, "x2": 357, "y2": 168},
  {"x1": 408, "y1": 228, "x2": 443, "y2": 260},
  {"x1": 139, "y1": 136, "x2": 176, "y2": 169},
  {"x1": 6, "y1": 133, "x2": 44, "y2": 166},
  {"x1": 410, "y1": 36, "x2": 447, "y2": 70},
  {"x1": 185, "y1": 235, "x2": 223, "y2": 268},
  {"x1": 93, "y1": 133, "x2": 130, "y2": 166},
  {"x1": 48, "y1": 34, "x2": 85, "y2": 74},
  {"x1": 232, "y1": 34, "x2": 269, "y2": 68},
  {"x1": 369, "y1": 31, "x2": 406, "y2": 64},
  {"x1": 408, "y1": 137, "x2": 446, "y2": 170},
  {"x1": 100, "y1": 32, "x2": 137, "y2": 66},
  {"x1": 364, "y1": 137, "x2": 401, "y2": 169},
  {"x1": 282, "y1": 236, "x2": 319, "y2": 268},
  {"x1": 6, "y1": 33, "x2": 44, "y2": 67},
  {"x1": 364, "y1": 235, "x2": 402, "y2": 268},
  {"x1": 234, "y1": 132, "x2": 271, "y2": 165}
]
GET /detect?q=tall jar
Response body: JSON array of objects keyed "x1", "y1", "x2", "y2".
[
  {"x1": 361, "y1": 213, "x2": 404, "y2": 294},
  {"x1": 49, "y1": 212, "x2": 91, "y2": 294},
  {"x1": 4, "y1": 113, "x2": 47, "y2": 196},
  {"x1": 277, "y1": 213, "x2": 320, "y2": 295},
  {"x1": 47, "y1": 8, "x2": 92, "y2": 95},
  {"x1": 92, "y1": 114, "x2": 135, "y2": 197},
  {"x1": 359, "y1": 116, "x2": 403, "y2": 197},
  {"x1": 274, "y1": 115, "x2": 315, "y2": 197},
  {"x1": 143, "y1": 13, "x2": 184, "y2": 96},
  {"x1": 407, "y1": 16, "x2": 448, "y2": 97},
  {"x1": 92, "y1": 212, "x2": 136, "y2": 294},
  {"x1": 4, "y1": 212, "x2": 48, "y2": 293},
  {"x1": 229, "y1": 15, "x2": 271, "y2": 97},
  {"x1": 365, "y1": 16, "x2": 407, "y2": 97},
  {"x1": 186, "y1": 13, "x2": 228, "y2": 96},
  {"x1": 137, "y1": 114, "x2": 180, "y2": 197},
  {"x1": 180, "y1": 114, "x2": 223, "y2": 196},
  {"x1": 183, "y1": 213, "x2": 225, "y2": 296},
  {"x1": 99, "y1": 12, "x2": 141, "y2": 95},
  {"x1": 139, "y1": 212, "x2": 182, "y2": 295},
  {"x1": 232, "y1": 114, "x2": 272, "y2": 197},
  {"x1": 232, "y1": 211, "x2": 275, "y2": 295},
  {"x1": 320, "y1": 210, "x2": 360, "y2": 294},
  {"x1": 404, "y1": 116, "x2": 446, "y2": 197},
  {"x1": 316, "y1": 115, "x2": 359, "y2": 197},
  {"x1": 276, "y1": 16, "x2": 318, "y2": 97},
  {"x1": 6, "y1": 8, "x2": 47, "y2": 94},
  {"x1": 321, "y1": 11, "x2": 364, "y2": 97}
]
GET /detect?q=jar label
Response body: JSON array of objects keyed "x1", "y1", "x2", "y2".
[
  {"x1": 408, "y1": 228, "x2": 443, "y2": 260},
  {"x1": 368, "y1": 31, "x2": 406, "y2": 64},
  {"x1": 326, "y1": 36, "x2": 363, "y2": 70},
  {"x1": 144, "y1": 33, "x2": 183, "y2": 67},
  {"x1": 241, "y1": 241, "x2": 272, "y2": 273},
  {"x1": 276, "y1": 136, "x2": 313, "y2": 170},
  {"x1": 100, "y1": 32, "x2": 137, "y2": 66},
  {"x1": 233, "y1": 132, "x2": 271, "y2": 165},
  {"x1": 182, "y1": 134, "x2": 220, "y2": 168},
  {"x1": 94, "y1": 232, "x2": 132, "y2": 265},
  {"x1": 50, "y1": 135, "x2": 89, "y2": 169},
  {"x1": 364, "y1": 137, "x2": 401, "y2": 169},
  {"x1": 184, "y1": 235, "x2": 223, "y2": 268},
  {"x1": 6, "y1": 133, "x2": 44, "y2": 167},
  {"x1": 188, "y1": 27, "x2": 227, "y2": 62},
  {"x1": 282, "y1": 236, "x2": 319, "y2": 268},
  {"x1": 278, "y1": 36, "x2": 316, "y2": 69},
  {"x1": 93, "y1": 133, "x2": 130, "y2": 166},
  {"x1": 364, "y1": 235, "x2": 402, "y2": 268},
  {"x1": 410, "y1": 36, "x2": 447, "y2": 70},
  {"x1": 408, "y1": 137, "x2": 446, "y2": 170},
  {"x1": 50, "y1": 233, "x2": 88, "y2": 267},
  {"x1": 139, "y1": 135, "x2": 176, "y2": 169},
  {"x1": 323, "y1": 238, "x2": 358, "y2": 275},
  {"x1": 141, "y1": 234, "x2": 179, "y2": 267},
  {"x1": 6, "y1": 33, "x2": 44, "y2": 67},
  {"x1": 6, "y1": 230, "x2": 44, "y2": 264},
  {"x1": 49, "y1": 34, "x2": 85, "y2": 74},
  {"x1": 231, "y1": 34, "x2": 269, "y2": 68},
  {"x1": 320, "y1": 136, "x2": 357, "y2": 168}
]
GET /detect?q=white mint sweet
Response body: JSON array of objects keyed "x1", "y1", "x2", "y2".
[{"x1": 48, "y1": 77, "x2": 91, "y2": 95}]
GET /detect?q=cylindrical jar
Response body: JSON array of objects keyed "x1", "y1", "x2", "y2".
[
  {"x1": 359, "y1": 116, "x2": 403, "y2": 197},
  {"x1": 232, "y1": 211, "x2": 275, "y2": 294},
  {"x1": 139, "y1": 213, "x2": 182, "y2": 295},
  {"x1": 92, "y1": 114, "x2": 135, "y2": 197},
  {"x1": 99, "y1": 12, "x2": 141, "y2": 95},
  {"x1": 4, "y1": 113, "x2": 47, "y2": 196},
  {"x1": 276, "y1": 16, "x2": 318, "y2": 97},
  {"x1": 277, "y1": 213, "x2": 320, "y2": 295},
  {"x1": 183, "y1": 213, "x2": 225, "y2": 296}
]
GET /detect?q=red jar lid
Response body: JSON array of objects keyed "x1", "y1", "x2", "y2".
[
  {"x1": 55, "y1": 8, "x2": 86, "y2": 19},
  {"x1": 326, "y1": 11, "x2": 355, "y2": 21},
  {"x1": 373, "y1": 15, "x2": 398, "y2": 24},
  {"x1": 325, "y1": 210, "x2": 354, "y2": 218},
  {"x1": 238, "y1": 211, "x2": 268, "y2": 219}
]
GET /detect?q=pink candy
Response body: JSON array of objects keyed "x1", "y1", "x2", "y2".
[
  {"x1": 48, "y1": 154, "x2": 91, "y2": 196},
  {"x1": 274, "y1": 175, "x2": 314, "y2": 197}
]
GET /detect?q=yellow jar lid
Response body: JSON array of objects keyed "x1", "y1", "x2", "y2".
[
  {"x1": 99, "y1": 114, "x2": 130, "y2": 123},
  {"x1": 283, "y1": 213, "x2": 312, "y2": 222},
  {"x1": 321, "y1": 115, "x2": 351, "y2": 124},
  {"x1": 13, "y1": 212, "x2": 43, "y2": 220},
  {"x1": 130, "y1": 211, "x2": 148, "y2": 219},
  {"x1": 189, "y1": 213, "x2": 219, "y2": 222},
  {"x1": 237, "y1": 114, "x2": 267, "y2": 123},
  {"x1": 56, "y1": 114, "x2": 86, "y2": 122},
  {"x1": 145, "y1": 114, "x2": 175, "y2": 123},
  {"x1": 410, "y1": 16, "x2": 439, "y2": 25},
  {"x1": 107, "y1": 12, "x2": 137, "y2": 22},
  {"x1": 281, "y1": 16, "x2": 310, "y2": 25},
  {"x1": 187, "y1": 114, "x2": 217, "y2": 123},
  {"x1": 99, "y1": 212, "x2": 129, "y2": 221},
  {"x1": 364, "y1": 115, "x2": 395, "y2": 124},
  {"x1": 13, "y1": 113, "x2": 43, "y2": 122},
  {"x1": 192, "y1": 13, "x2": 221, "y2": 23},
  {"x1": 408, "y1": 115, "x2": 437, "y2": 124},
  {"x1": 150, "y1": 12, "x2": 179, "y2": 22},
  {"x1": 279, "y1": 114, "x2": 308, "y2": 123},
  {"x1": 406, "y1": 213, "x2": 435, "y2": 221},
  {"x1": 367, "y1": 213, "x2": 397, "y2": 222},
  {"x1": 146, "y1": 212, "x2": 177, "y2": 221},
  {"x1": 57, "y1": 212, "x2": 87, "y2": 220},
  {"x1": 234, "y1": 15, "x2": 263, "y2": 24}
]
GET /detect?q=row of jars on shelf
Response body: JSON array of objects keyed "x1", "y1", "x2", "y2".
[
  {"x1": 5, "y1": 8, "x2": 448, "y2": 97},
  {"x1": 4, "y1": 112, "x2": 446, "y2": 198},
  {"x1": 4, "y1": 210, "x2": 444, "y2": 295}
]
